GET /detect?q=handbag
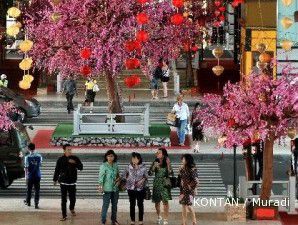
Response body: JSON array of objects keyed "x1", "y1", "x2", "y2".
[
  {"x1": 167, "y1": 113, "x2": 177, "y2": 126},
  {"x1": 93, "y1": 84, "x2": 100, "y2": 92},
  {"x1": 164, "y1": 176, "x2": 178, "y2": 189},
  {"x1": 144, "y1": 186, "x2": 151, "y2": 200}
]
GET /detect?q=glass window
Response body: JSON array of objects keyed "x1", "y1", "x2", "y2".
[{"x1": 16, "y1": 125, "x2": 30, "y2": 149}]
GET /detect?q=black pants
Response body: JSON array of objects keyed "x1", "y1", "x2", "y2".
[
  {"x1": 128, "y1": 189, "x2": 145, "y2": 222},
  {"x1": 66, "y1": 93, "x2": 74, "y2": 111},
  {"x1": 26, "y1": 178, "x2": 40, "y2": 206},
  {"x1": 60, "y1": 184, "x2": 76, "y2": 218},
  {"x1": 294, "y1": 152, "x2": 298, "y2": 175}
]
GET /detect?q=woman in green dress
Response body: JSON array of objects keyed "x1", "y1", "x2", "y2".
[{"x1": 149, "y1": 148, "x2": 173, "y2": 225}]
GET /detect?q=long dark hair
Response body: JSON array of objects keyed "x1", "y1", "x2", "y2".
[
  {"x1": 104, "y1": 150, "x2": 118, "y2": 162},
  {"x1": 194, "y1": 102, "x2": 200, "y2": 110},
  {"x1": 157, "y1": 147, "x2": 169, "y2": 168},
  {"x1": 131, "y1": 152, "x2": 143, "y2": 165},
  {"x1": 181, "y1": 154, "x2": 195, "y2": 170}
]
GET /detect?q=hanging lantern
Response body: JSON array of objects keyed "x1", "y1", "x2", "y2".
[
  {"x1": 51, "y1": 0, "x2": 61, "y2": 6},
  {"x1": 124, "y1": 75, "x2": 141, "y2": 88},
  {"x1": 219, "y1": 15, "x2": 225, "y2": 22},
  {"x1": 23, "y1": 74, "x2": 34, "y2": 83},
  {"x1": 288, "y1": 127, "x2": 296, "y2": 139},
  {"x1": 173, "y1": 0, "x2": 184, "y2": 8},
  {"x1": 51, "y1": 12, "x2": 61, "y2": 23},
  {"x1": 281, "y1": 39, "x2": 293, "y2": 52},
  {"x1": 219, "y1": 6, "x2": 226, "y2": 12},
  {"x1": 80, "y1": 65, "x2": 92, "y2": 76},
  {"x1": 7, "y1": 7, "x2": 21, "y2": 18},
  {"x1": 214, "y1": 10, "x2": 220, "y2": 17},
  {"x1": 212, "y1": 46, "x2": 224, "y2": 58},
  {"x1": 282, "y1": 0, "x2": 292, "y2": 6},
  {"x1": 214, "y1": 0, "x2": 221, "y2": 7},
  {"x1": 231, "y1": 1, "x2": 239, "y2": 8},
  {"x1": 191, "y1": 45, "x2": 199, "y2": 52},
  {"x1": 256, "y1": 61, "x2": 267, "y2": 70},
  {"x1": 137, "y1": 0, "x2": 148, "y2": 4},
  {"x1": 19, "y1": 80, "x2": 31, "y2": 90},
  {"x1": 125, "y1": 58, "x2": 140, "y2": 70},
  {"x1": 256, "y1": 43, "x2": 267, "y2": 53},
  {"x1": 19, "y1": 40, "x2": 34, "y2": 52},
  {"x1": 136, "y1": 30, "x2": 149, "y2": 42},
  {"x1": 170, "y1": 14, "x2": 184, "y2": 25},
  {"x1": 19, "y1": 58, "x2": 33, "y2": 70},
  {"x1": 281, "y1": 17, "x2": 293, "y2": 29},
  {"x1": 6, "y1": 25, "x2": 20, "y2": 36},
  {"x1": 80, "y1": 48, "x2": 92, "y2": 59},
  {"x1": 124, "y1": 40, "x2": 141, "y2": 52},
  {"x1": 136, "y1": 12, "x2": 149, "y2": 25},
  {"x1": 212, "y1": 65, "x2": 224, "y2": 76},
  {"x1": 259, "y1": 53, "x2": 271, "y2": 63}
]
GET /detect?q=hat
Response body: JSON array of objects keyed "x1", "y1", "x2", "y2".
[{"x1": 1, "y1": 74, "x2": 7, "y2": 79}]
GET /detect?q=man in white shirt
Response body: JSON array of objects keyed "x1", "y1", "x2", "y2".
[{"x1": 172, "y1": 95, "x2": 190, "y2": 146}]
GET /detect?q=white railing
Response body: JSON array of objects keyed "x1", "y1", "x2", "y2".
[
  {"x1": 73, "y1": 104, "x2": 150, "y2": 136},
  {"x1": 239, "y1": 176, "x2": 297, "y2": 214}
]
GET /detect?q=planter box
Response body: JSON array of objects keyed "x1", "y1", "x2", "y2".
[
  {"x1": 225, "y1": 203, "x2": 246, "y2": 221},
  {"x1": 252, "y1": 205, "x2": 278, "y2": 220}
]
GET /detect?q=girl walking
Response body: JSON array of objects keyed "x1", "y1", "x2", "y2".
[
  {"x1": 178, "y1": 154, "x2": 199, "y2": 225},
  {"x1": 149, "y1": 148, "x2": 173, "y2": 225},
  {"x1": 122, "y1": 152, "x2": 148, "y2": 225},
  {"x1": 161, "y1": 60, "x2": 170, "y2": 98},
  {"x1": 191, "y1": 103, "x2": 203, "y2": 152},
  {"x1": 98, "y1": 150, "x2": 121, "y2": 225}
]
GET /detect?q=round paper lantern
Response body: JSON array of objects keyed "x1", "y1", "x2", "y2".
[
  {"x1": 137, "y1": 0, "x2": 148, "y2": 4},
  {"x1": 19, "y1": 40, "x2": 34, "y2": 52},
  {"x1": 80, "y1": 65, "x2": 91, "y2": 76},
  {"x1": 256, "y1": 61, "x2": 267, "y2": 70},
  {"x1": 288, "y1": 127, "x2": 296, "y2": 139},
  {"x1": 19, "y1": 80, "x2": 31, "y2": 90},
  {"x1": 136, "y1": 12, "x2": 149, "y2": 25},
  {"x1": 282, "y1": 0, "x2": 292, "y2": 6},
  {"x1": 212, "y1": 46, "x2": 224, "y2": 58},
  {"x1": 124, "y1": 40, "x2": 141, "y2": 52},
  {"x1": 219, "y1": 6, "x2": 226, "y2": 12},
  {"x1": 7, "y1": 7, "x2": 21, "y2": 18},
  {"x1": 259, "y1": 53, "x2": 271, "y2": 63},
  {"x1": 51, "y1": 12, "x2": 61, "y2": 23},
  {"x1": 125, "y1": 58, "x2": 140, "y2": 70},
  {"x1": 6, "y1": 25, "x2": 20, "y2": 36},
  {"x1": 80, "y1": 48, "x2": 91, "y2": 59},
  {"x1": 136, "y1": 30, "x2": 149, "y2": 42},
  {"x1": 281, "y1": 39, "x2": 293, "y2": 52},
  {"x1": 23, "y1": 74, "x2": 34, "y2": 83},
  {"x1": 281, "y1": 17, "x2": 293, "y2": 29},
  {"x1": 212, "y1": 65, "x2": 224, "y2": 76},
  {"x1": 231, "y1": 1, "x2": 239, "y2": 7},
  {"x1": 256, "y1": 43, "x2": 267, "y2": 53},
  {"x1": 170, "y1": 14, "x2": 184, "y2": 25},
  {"x1": 191, "y1": 45, "x2": 199, "y2": 52},
  {"x1": 173, "y1": 0, "x2": 184, "y2": 8},
  {"x1": 214, "y1": 10, "x2": 220, "y2": 17},
  {"x1": 124, "y1": 75, "x2": 141, "y2": 88},
  {"x1": 19, "y1": 58, "x2": 33, "y2": 70},
  {"x1": 214, "y1": 0, "x2": 221, "y2": 7},
  {"x1": 219, "y1": 15, "x2": 225, "y2": 22}
]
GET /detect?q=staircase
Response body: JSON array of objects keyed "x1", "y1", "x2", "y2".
[{"x1": 0, "y1": 160, "x2": 227, "y2": 199}]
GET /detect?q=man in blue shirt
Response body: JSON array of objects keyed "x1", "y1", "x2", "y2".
[{"x1": 24, "y1": 143, "x2": 42, "y2": 209}]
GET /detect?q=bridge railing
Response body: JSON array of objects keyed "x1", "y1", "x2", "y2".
[{"x1": 73, "y1": 104, "x2": 150, "y2": 136}]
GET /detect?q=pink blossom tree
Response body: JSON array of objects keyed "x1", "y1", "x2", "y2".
[
  {"x1": 0, "y1": 102, "x2": 16, "y2": 131},
  {"x1": 199, "y1": 72, "x2": 298, "y2": 200}
]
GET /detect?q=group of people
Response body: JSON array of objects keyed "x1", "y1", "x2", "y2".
[{"x1": 24, "y1": 145, "x2": 199, "y2": 225}]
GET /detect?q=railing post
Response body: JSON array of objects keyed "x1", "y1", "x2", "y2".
[
  {"x1": 73, "y1": 104, "x2": 81, "y2": 135},
  {"x1": 144, "y1": 104, "x2": 150, "y2": 136},
  {"x1": 239, "y1": 176, "x2": 247, "y2": 200},
  {"x1": 288, "y1": 176, "x2": 297, "y2": 214}
]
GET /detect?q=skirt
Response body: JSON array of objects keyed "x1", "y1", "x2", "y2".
[{"x1": 86, "y1": 90, "x2": 95, "y2": 102}]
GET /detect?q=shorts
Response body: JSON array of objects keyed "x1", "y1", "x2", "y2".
[
  {"x1": 161, "y1": 76, "x2": 169, "y2": 82},
  {"x1": 150, "y1": 78, "x2": 159, "y2": 90}
]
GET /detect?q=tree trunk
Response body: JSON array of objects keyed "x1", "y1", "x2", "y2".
[
  {"x1": 186, "y1": 51, "x2": 194, "y2": 87},
  {"x1": 260, "y1": 133, "x2": 275, "y2": 200},
  {"x1": 105, "y1": 73, "x2": 124, "y2": 122}
]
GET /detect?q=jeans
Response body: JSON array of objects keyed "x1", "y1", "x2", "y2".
[
  {"x1": 128, "y1": 189, "x2": 145, "y2": 222},
  {"x1": 66, "y1": 93, "x2": 74, "y2": 111},
  {"x1": 177, "y1": 119, "x2": 187, "y2": 144},
  {"x1": 101, "y1": 191, "x2": 119, "y2": 224},
  {"x1": 26, "y1": 178, "x2": 40, "y2": 206},
  {"x1": 60, "y1": 185, "x2": 76, "y2": 218}
]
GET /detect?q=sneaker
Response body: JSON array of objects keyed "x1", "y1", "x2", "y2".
[
  {"x1": 35, "y1": 205, "x2": 39, "y2": 209},
  {"x1": 157, "y1": 216, "x2": 162, "y2": 224},
  {"x1": 70, "y1": 210, "x2": 76, "y2": 216}
]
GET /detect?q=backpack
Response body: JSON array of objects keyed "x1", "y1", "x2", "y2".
[{"x1": 93, "y1": 84, "x2": 100, "y2": 92}]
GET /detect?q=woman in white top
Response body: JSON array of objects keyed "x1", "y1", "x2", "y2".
[
  {"x1": 172, "y1": 95, "x2": 190, "y2": 146},
  {"x1": 161, "y1": 60, "x2": 170, "y2": 98}
]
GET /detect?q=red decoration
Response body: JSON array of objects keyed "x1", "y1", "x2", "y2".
[
  {"x1": 80, "y1": 65, "x2": 91, "y2": 76},
  {"x1": 227, "y1": 118, "x2": 236, "y2": 128},
  {"x1": 124, "y1": 74, "x2": 141, "y2": 88},
  {"x1": 136, "y1": 30, "x2": 149, "y2": 42},
  {"x1": 231, "y1": 1, "x2": 239, "y2": 7},
  {"x1": 214, "y1": 10, "x2": 221, "y2": 17},
  {"x1": 214, "y1": 0, "x2": 221, "y2": 7},
  {"x1": 136, "y1": 12, "x2": 149, "y2": 24},
  {"x1": 219, "y1": 6, "x2": 226, "y2": 12},
  {"x1": 191, "y1": 45, "x2": 199, "y2": 52},
  {"x1": 124, "y1": 40, "x2": 142, "y2": 52},
  {"x1": 136, "y1": 0, "x2": 148, "y2": 4},
  {"x1": 172, "y1": 0, "x2": 184, "y2": 8},
  {"x1": 213, "y1": 21, "x2": 221, "y2": 27},
  {"x1": 125, "y1": 58, "x2": 140, "y2": 70},
  {"x1": 80, "y1": 48, "x2": 91, "y2": 59},
  {"x1": 170, "y1": 14, "x2": 184, "y2": 25},
  {"x1": 219, "y1": 15, "x2": 225, "y2": 21},
  {"x1": 182, "y1": 41, "x2": 190, "y2": 52}
]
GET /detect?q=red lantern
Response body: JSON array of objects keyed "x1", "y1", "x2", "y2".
[
  {"x1": 173, "y1": 0, "x2": 184, "y2": 8},
  {"x1": 219, "y1": 6, "x2": 226, "y2": 12},
  {"x1": 124, "y1": 40, "x2": 142, "y2": 52},
  {"x1": 80, "y1": 48, "x2": 91, "y2": 59},
  {"x1": 80, "y1": 65, "x2": 91, "y2": 76},
  {"x1": 214, "y1": 10, "x2": 220, "y2": 17},
  {"x1": 136, "y1": 12, "x2": 149, "y2": 25},
  {"x1": 125, "y1": 58, "x2": 140, "y2": 70},
  {"x1": 136, "y1": 30, "x2": 149, "y2": 42},
  {"x1": 231, "y1": 1, "x2": 239, "y2": 7},
  {"x1": 213, "y1": 21, "x2": 221, "y2": 27},
  {"x1": 191, "y1": 45, "x2": 199, "y2": 52},
  {"x1": 136, "y1": 0, "x2": 148, "y2": 4},
  {"x1": 171, "y1": 14, "x2": 184, "y2": 25},
  {"x1": 219, "y1": 15, "x2": 225, "y2": 21},
  {"x1": 124, "y1": 75, "x2": 141, "y2": 88},
  {"x1": 214, "y1": 0, "x2": 221, "y2": 7}
]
